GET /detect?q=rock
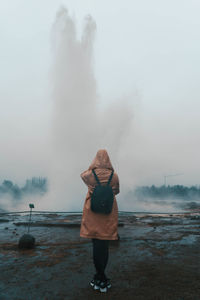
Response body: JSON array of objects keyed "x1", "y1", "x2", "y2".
[
  {"x1": 18, "y1": 234, "x2": 36, "y2": 249},
  {"x1": 0, "y1": 219, "x2": 9, "y2": 222},
  {"x1": 4, "y1": 227, "x2": 8, "y2": 230}
]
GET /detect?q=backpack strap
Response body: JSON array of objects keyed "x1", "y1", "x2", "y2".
[
  {"x1": 92, "y1": 169, "x2": 101, "y2": 185},
  {"x1": 107, "y1": 170, "x2": 114, "y2": 186}
]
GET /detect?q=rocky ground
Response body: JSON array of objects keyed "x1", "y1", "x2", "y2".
[{"x1": 0, "y1": 210, "x2": 200, "y2": 300}]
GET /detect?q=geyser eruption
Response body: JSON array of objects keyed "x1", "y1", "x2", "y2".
[
  {"x1": 37, "y1": 7, "x2": 134, "y2": 211},
  {"x1": 47, "y1": 8, "x2": 98, "y2": 211},
  {"x1": 51, "y1": 8, "x2": 97, "y2": 158}
]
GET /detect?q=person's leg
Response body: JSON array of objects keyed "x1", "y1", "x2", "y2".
[
  {"x1": 92, "y1": 238, "x2": 109, "y2": 281},
  {"x1": 92, "y1": 238, "x2": 101, "y2": 279},
  {"x1": 102, "y1": 240, "x2": 109, "y2": 273}
]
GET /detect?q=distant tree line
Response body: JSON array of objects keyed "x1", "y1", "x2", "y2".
[
  {"x1": 0, "y1": 177, "x2": 48, "y2": 200},
  {"x1": 134, "y1": 185, "x2": 200, "y2": 200}
]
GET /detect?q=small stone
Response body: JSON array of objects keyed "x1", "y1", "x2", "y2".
[{"x1": 18, "y1": 234, "x2": 36, "y2": 249}]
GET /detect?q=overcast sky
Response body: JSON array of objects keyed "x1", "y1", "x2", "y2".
[{"x1": 0, "y1": 0, "x2": 200, "y2": 187}]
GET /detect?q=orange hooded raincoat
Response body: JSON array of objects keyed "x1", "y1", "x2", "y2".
[{"x1": 80, "y1": 149, "x2": 120, "y2": 240}]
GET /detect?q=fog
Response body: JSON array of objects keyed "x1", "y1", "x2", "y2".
[{"x1": 0, "y1": 1, "x2": 200, "y2": 212}]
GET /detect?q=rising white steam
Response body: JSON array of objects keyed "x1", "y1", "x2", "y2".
[{"x1": 35, "y1": 7, "x2": 134, "y2": 211}]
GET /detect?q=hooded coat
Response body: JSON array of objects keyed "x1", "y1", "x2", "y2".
[{"x1": 80, "y1": 149, "x2": 120, "y2": 240}]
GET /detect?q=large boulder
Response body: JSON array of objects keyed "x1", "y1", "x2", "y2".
[{"x1": 18, "y1": 234, "x2": 35, "y2": 249}]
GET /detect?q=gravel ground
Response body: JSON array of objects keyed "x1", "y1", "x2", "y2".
[{"x1": 0, "y1": 211, "x2": 200, "y2": 300}]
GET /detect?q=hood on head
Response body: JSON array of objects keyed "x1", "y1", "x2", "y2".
[{"x1": 88, "y1": 149, "x2": 114, "y2": 170}]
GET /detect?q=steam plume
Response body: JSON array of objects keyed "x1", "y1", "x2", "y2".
[{"x1": 39, "y1": 7, "x2": 134, "y2": 211}]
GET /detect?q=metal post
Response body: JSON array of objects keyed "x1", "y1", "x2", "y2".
[
  {"x1": 27, "y1": 208, "x2": 32, "y2": 233},
  {"x1": 27, "y1": 204, "x2": 34, "y2": 233}
]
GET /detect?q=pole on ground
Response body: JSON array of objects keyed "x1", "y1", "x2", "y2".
[
  {"x1": 27, "y1": 203, "x2": 34, "y2": 234},
  {"x1": 18, "y1": 203, "x2": 35, "y2": 249}
]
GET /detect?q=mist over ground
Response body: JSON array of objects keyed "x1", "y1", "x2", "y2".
[{"x1": 0, "y1": 2, "x2": 200, "y2": 212}]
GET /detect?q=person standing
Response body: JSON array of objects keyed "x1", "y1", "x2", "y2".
[{"x1": 80, "y1": 149, "x2": 120, "y2": 293}]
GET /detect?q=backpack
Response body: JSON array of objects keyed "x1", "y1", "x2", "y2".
[{"x1": 91, "y1": 169, "x2": 114, "y2": 214}]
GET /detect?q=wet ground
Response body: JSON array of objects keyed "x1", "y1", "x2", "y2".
[{"x1": 0, "y1": 210, "x2": 200, "y2": 300}]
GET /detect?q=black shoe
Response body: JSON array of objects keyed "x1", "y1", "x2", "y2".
[
  {"x1": 99, "y1": 278, "x2": 111, "y2": 293},
  {"x1": 90, "y1": 274, "x2": 101, "y2": 290},
  {"x1": 90, "y1": 279, "x2": 101, "y2": 290}
]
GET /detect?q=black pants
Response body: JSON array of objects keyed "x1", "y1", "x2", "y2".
[{"x1": 92, "y1": 238, "x2": 109, "y2": 281}]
